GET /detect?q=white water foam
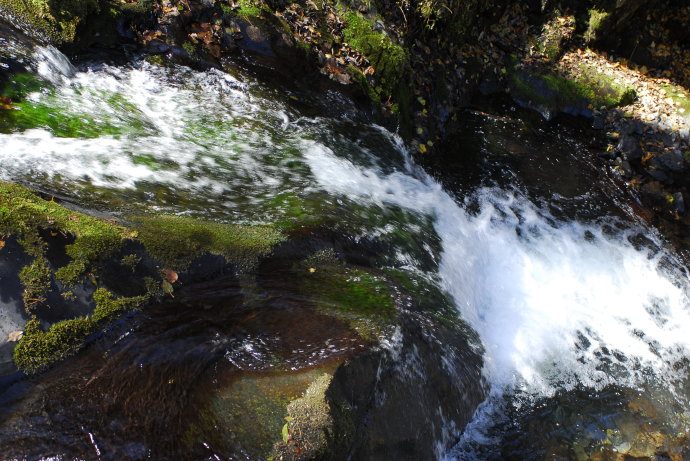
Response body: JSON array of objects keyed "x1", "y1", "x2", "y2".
[
  {"x1": 0, "y1": 62, "x2": 302, "y2": 199},
  {"x1": 300, "y1": 137, "x2": 690, "y2": 403},
  {"x1": 33, "y1": 46, "x2": 76, "y2": 85}
]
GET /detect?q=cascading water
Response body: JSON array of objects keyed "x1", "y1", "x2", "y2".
[{"x1": 1, "y1": 44, "x2": 688, "y2": 459}]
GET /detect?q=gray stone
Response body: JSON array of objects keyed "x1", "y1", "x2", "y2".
[
  {"x1": 646, "y1": 168, "x2": 671, "y2": 183},
  {"x1": 673, "y1": 192, "x2": 685, "y2": 214},
  {"x1": 657, "y1": 150, "x2": 685, "y2": 172},
  {"x1": 617, "y1": 135, "x2": 643, "y2": 161}
]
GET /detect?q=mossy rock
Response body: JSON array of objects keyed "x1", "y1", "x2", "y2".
[
  {"x1": 341, "y1": 10, "x2": 409, "y2": 105},
  {"x1": 272, "y1": 373, "x2": 334, "y2": 460},
  {"x1": 131, "y1": 214, "x2": 285, "y2": 272},
  {"x1": 509, "y1": 66, "x2": 636, "y2": 119},
  {"x1": 12, "y1": 288, "x2": 147, "y2": 374},
  {"x1": 183, "y1": 369, "x2": 333, "y2": 458},
  {"x1": 0, "y1": 0, "x2": 100, "y2": 43},
  {"x1": 1, "y1": 182, "x2": 286, "y2": 374},
  {"x1": 584, "y1": 9, "x2": 609, "y2": 44},
  {"x1": 0, "y1": 181, "x2": 132, "y2": 290},
  {"x1": 296, "y1": 249, "x2": 397, "y2": 340}
]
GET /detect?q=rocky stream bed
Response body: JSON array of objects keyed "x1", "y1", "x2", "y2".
[{"x1": 0, "y1": 1, "x2": 689, "y2": 460}]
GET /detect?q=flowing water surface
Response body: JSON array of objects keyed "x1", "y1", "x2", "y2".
[{"x1": 0, "y1": 45, "x2": 689, "y2": 459}]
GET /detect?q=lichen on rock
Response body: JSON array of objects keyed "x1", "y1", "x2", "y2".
[{"x1": 271, "y1": 373, "x2": 333, "y2": 461}]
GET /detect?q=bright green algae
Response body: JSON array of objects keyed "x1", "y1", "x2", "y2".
[{"x1": 0, "y1": 74, "x2": 154, "y2": 139}]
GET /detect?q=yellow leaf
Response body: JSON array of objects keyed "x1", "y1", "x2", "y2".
[
  {"x1": 308, "y1": 267, "x2": 316, "y2": 273},
  {"x1": 419, "y1": 143, "x2": 427, "y2": 153},
  {"x1": 281, "y1": 423, "x2": 290, "y2": 443}
]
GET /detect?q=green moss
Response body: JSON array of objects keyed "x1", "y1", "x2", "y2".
[
  {"x1": 185, "y1": 369, "x2": 331, "y2": 457},
  {"x1": 511, "y1": 66, "x2": 636, "y2": 111},
  {"x1": 18, "y1": 255, "x2": 52, "y2": 308},
  {"x1": 145, "y1": 54, "x2": 166, "y2": 65},
  {"x1": 298, "y1": 250, "x2": 396, "y2": 339},
  {"x1": 182, "y1": 41, "x2": 197, "y2": 57},
  {"x1": 341, "y1": 10, "x2": 409, "y2": 103},
  {"x1": 91, "y1": 287, "x2": 147, "y2": 323},
  {"x1": 13, "y1": 288, "x2": 147, "y2": 374},
  {"x1": 0, "y1": 76, "x2": 152, "y2": 138},
  {"x1": 272, "y1": 373, "x2": 333, "y2": 459},
  {"x1": 13, "y1": 316, "x2": 93, "y2": 374},
  {"x1": 585, "y1": 9, "x2": 609, "y2": 43},
  {"x1": 0, "y1": 73, "x2": 47, "y2": 100},
  {"x1": 236, "y1": 0, "x2": 263, "y2": 17},
  {"x1": 661, "y1": 84, "x2": 690, "y2": 116},
  {"x1": 132, "y1": 214, "x2": 284, "y2": 271},
  {"x1": 4, "y1": 100, "x2": 125, "y2": 137},
  {"x1": 0, "y1": 0, "x2": 100, "y2": 43},
  {"x1": 121, "y1": 253, "x2": 141, "y2": 271},
  {"x1": 0, "y1": 181, "x2": 131, "y2": 288}
]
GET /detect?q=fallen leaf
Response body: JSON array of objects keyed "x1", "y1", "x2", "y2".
[
  {"x1": 308, "y1": 267, "x2": 316, "y2": 273},
  {"x1": 8, "y1": 330, "x2": 22, "y2": 342},
  {"x1": 67, "y1": 216, "x2": 80, "y2": 222},
  {"x1": 0, "y1": 240, "x2": 4, "y2": 250},
  {"x1": 161, "y1": 268, "x2": 178, "y2": 283},
  {"x1": 282, "y1": 423, "x2": 290, "y2": 443},
  {"x1": 0, "y1": 97, "x2": 13, "y2": 110}
]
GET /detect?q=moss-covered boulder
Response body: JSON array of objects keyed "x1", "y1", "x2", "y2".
[
  {"x1": 0, "y1": 181, "x2": 286, "y2": 374},
  {"x1": 12, "y1": 288, "x2": 147, "y2": 374},
  {"x1": 132, "y1": 214, "x2": 285, "y2": 272},
  {"x1": 0, "y1": 0, "x2": 100, "y2": 43},
  {"x1": 509, "y1": 65, "x2": 636, "y2": 120}
]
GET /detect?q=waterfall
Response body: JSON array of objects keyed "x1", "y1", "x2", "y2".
[{"x1": 1, "y1": 53, "x2": 688, "y2": 458}]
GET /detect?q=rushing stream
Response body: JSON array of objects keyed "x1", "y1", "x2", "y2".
[{"x1": 1, "y1": 42, "x2": 689, "y2": 459}]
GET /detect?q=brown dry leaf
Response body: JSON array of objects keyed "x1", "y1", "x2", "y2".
[
  {"x1": 0, "y1": 240, "x2": 5, "y2": 250},
  {"x1": 67, "y1": 216, "x2": 80, "y2": 222},
  {"x1": 0, "y1": 97, "x2": 14, "y2": 110},
  {"x1": 8, "y1": 330, "x2": 23, "y2": 342},
  {"x1": 161, "y1": 268, "x2": 178, "y2": 284}
]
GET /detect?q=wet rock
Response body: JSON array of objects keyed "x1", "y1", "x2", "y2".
[
  {"x1": 617, "y1": 134, "x2": 643, "y2": 161},
  {"x1": 640, "y1": 181, "x2": 667, "y2": 207},
  {"x1": 327, "y1": 314, "x2": 485, "y2": 461}
]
